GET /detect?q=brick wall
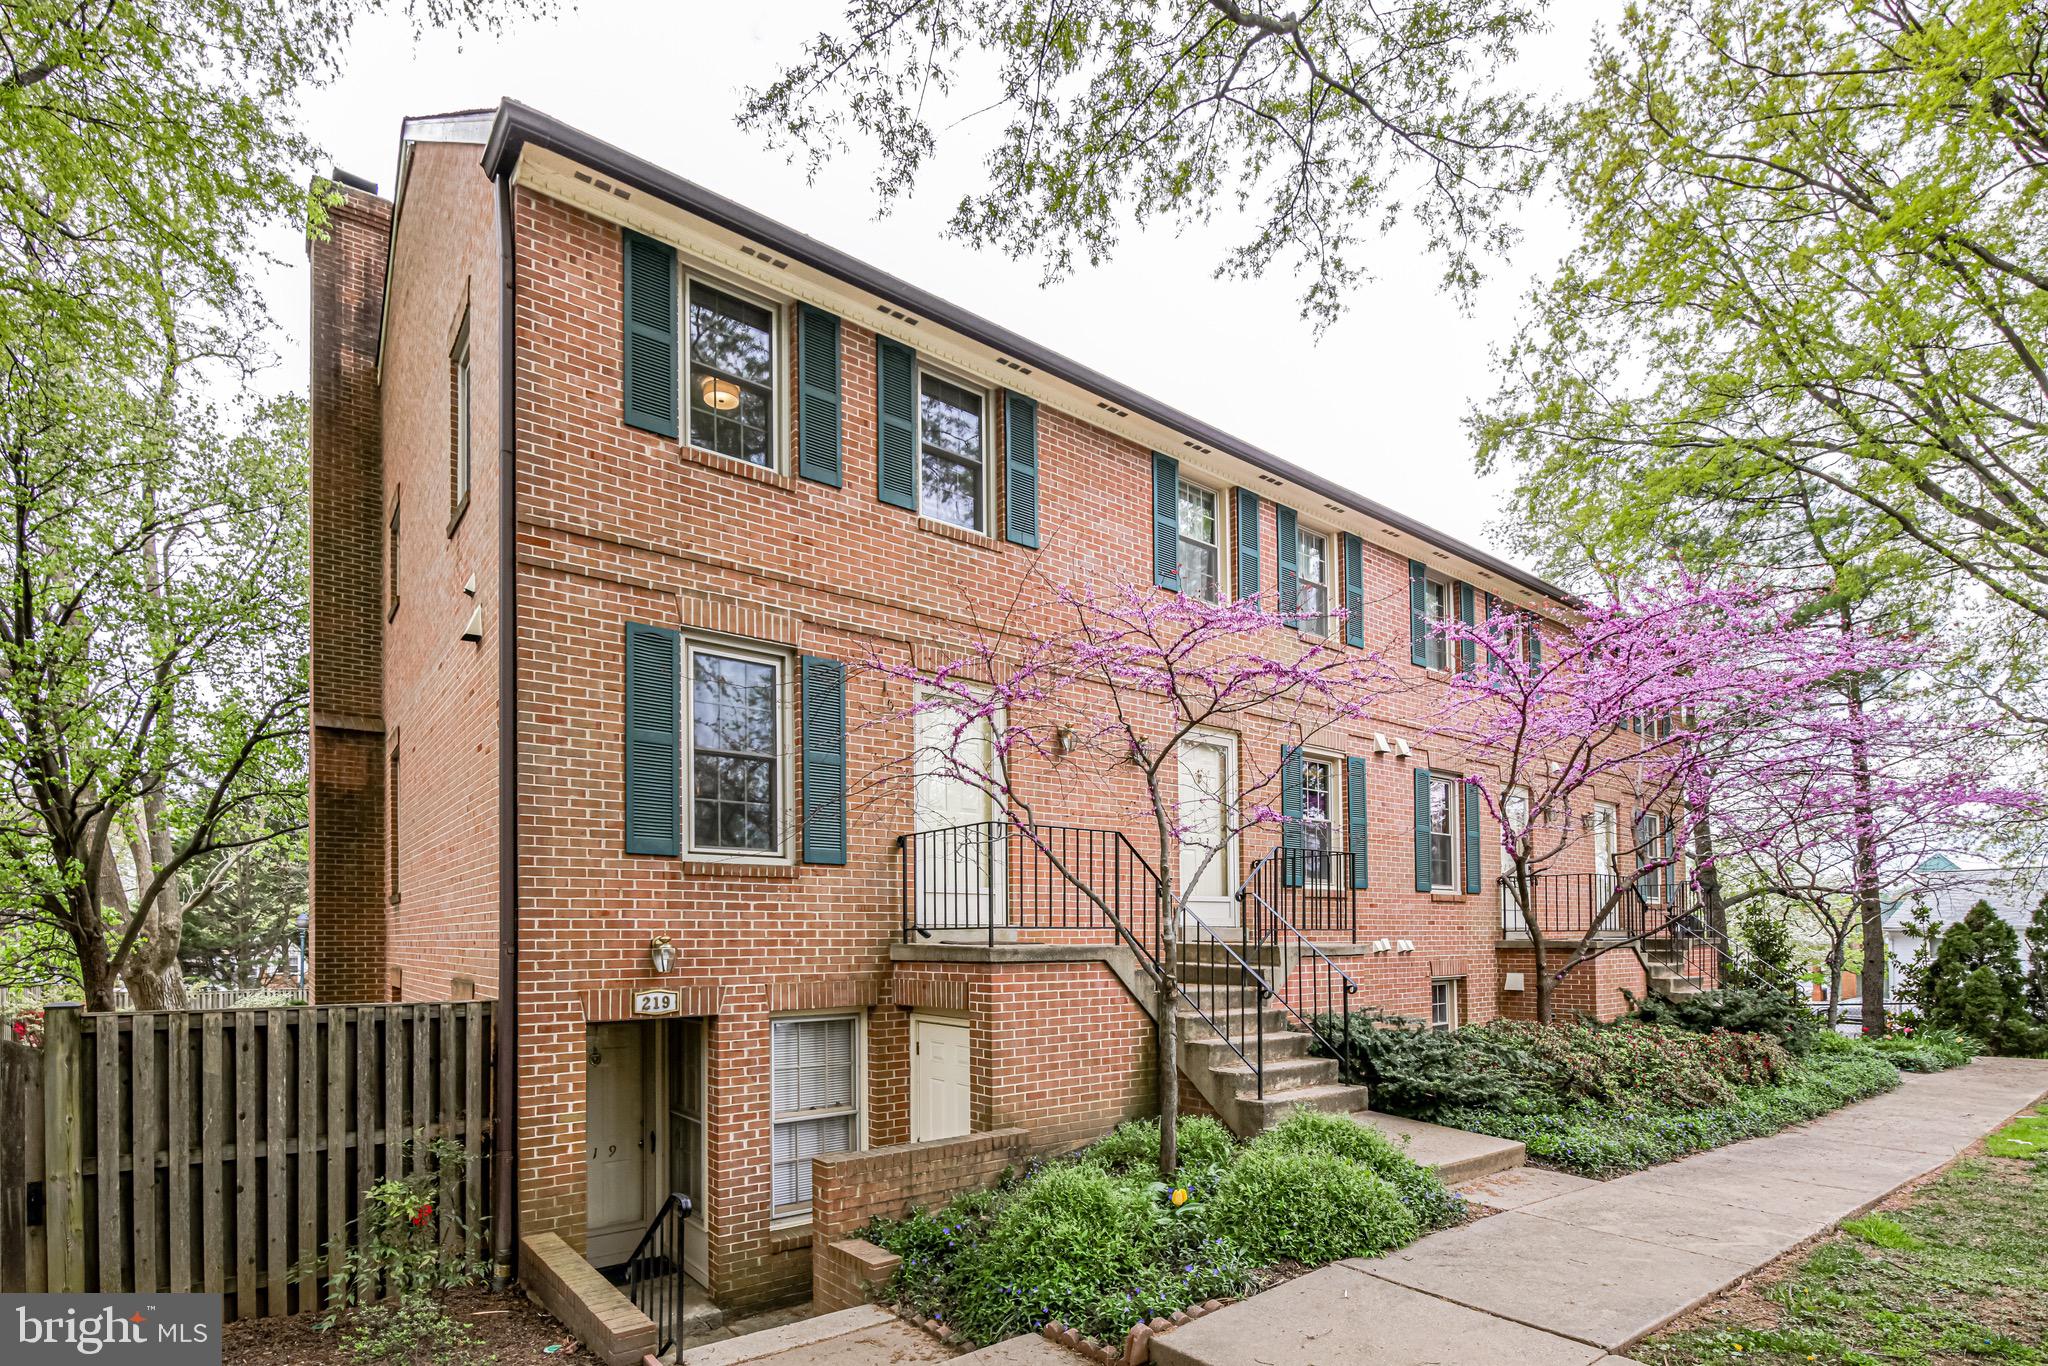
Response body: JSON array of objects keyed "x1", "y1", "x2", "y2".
[
  {"x1": 338, "y1": 155, "x2": 1666, "y2": 1317},
  {"x1": 1495, "y1": 943, "x2": 1649, "y2": 1022},
  {"x1": 308, "y1": 181, "x2": 393, "y2": 1005},
  {"x1": 810, "y1": 1127, "x2": 1030, "y2": 1245}
]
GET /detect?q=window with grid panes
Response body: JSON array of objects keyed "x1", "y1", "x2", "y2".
[{"x1": 770, "y1": 1015, "x2": 859, "y2": 1214}]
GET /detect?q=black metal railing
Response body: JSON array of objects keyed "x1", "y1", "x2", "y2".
[
  {"x1": 624, "y1": 1192, "x2": 692, "y2": 1359},
  {"x1": 899, "y1": 821, "x2": 1164, "y2": 963},
  {"x1": 1176, "y1": 915, "x2": 1278, "y2": 1094},
  {"x1": 1236, "y1": 846, "x2": 1360, "y2": 942},
  {"x1": 1236, "y1": 849, "x2": 1363, "y2": 1081},
  {"x1": 1497, "y1": 871, "x2": 1690, "y2": 940}
]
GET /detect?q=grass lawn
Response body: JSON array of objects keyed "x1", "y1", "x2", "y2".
[{"x1": 1634, "y1": 1106, "x2": 2048, "y2": 1366}]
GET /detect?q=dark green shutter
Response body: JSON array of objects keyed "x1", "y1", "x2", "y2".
[
  {"x1": 621, "y1": 231, "x2": 678, "y2": 438},
  {"x1": 1456, "y1": 582, "x2": 1476, "y2": 675},
  {"x1": 1345, "y1": 755, "x2": 1369, "y2": 889},
  {"x1": 1275, "y1": 504, "x2": 1299, "y2": 626},
  {"x1": 796, "y1": 305, "x2": 842, "y2": 486},
  {"x1": 1413, "y1": 768, "x2": 1434, "y2": 892},
  {"x1": 1662, "y1": 822, "x2": 1677, "y2": 905},
  {"x1": 876, "y1": 338, "x2": 917, "y2": 509},
  {"x1": 623, "y1": 622, "x2": 680, "y2": 856},
  {"x1": 1151, "y1": 452, "x2": 1180, "y2": 589},
  {"x1": 1280, "y1": 745, "x2": 1304, "y2": 888},
  {"x1": 1483, "y1": 593, "x2": 1502, "y2": 673},
  {"x1": 1234, "y1": 489, "x2": 1261, "y2": 600},
  {"x1": 1409, "y1": 560, "x2": 1429, "y2": 666},
  {"x1": 1342, "y1": 534, "x2": 1365, "y2": 648},
  {"x1": 1525, "y1": 617, "x2": 1543, "y2": 670},
  {"x1": 1003, "y1": 393, "x2": 1040, "y2": 547},
  {"x1": 1463, "y1": 783, "x2": 1482, "y2": 895},
  {"x1": 800, "y1": 656, "x2": 848, "y2": 864},
  {"x1": 1633, "y1": 813, "x2": 1655, "y2": 900}
]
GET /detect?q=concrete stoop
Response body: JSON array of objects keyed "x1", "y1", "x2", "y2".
[{"x1": 1349, "y1": 1111, "x2": 1526, "y2": 1185}]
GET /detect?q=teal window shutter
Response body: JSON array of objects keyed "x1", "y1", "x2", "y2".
[
  {"x1": 1456, "y1": 582, "x2": 1476, "y2": 675},
  {"x1": 1413, "y1": 768, "x2": 1434, "y2": 892},
  {"x1": 1633, "y1": 812, "x2": 1655, "y2": 900},
  {"x1": 1483, "y1": 592, "x2": 1502, "y2": 673},
  {"x1": 1345, "y1": 755, "x2": 1369, "y2": 889},
  {"x1": 1151, "y1": 452, "x2": 1180, "y2": 589},
  {"x1": 800, "y1": 656, "x2": 848, "y2": 864},
  {"x1": 1662, "y1": 822, "x2": 1677, "y2": 906},
  {"x1": 1004, "y1": 392, "x2": 1040, "y2": 547},
  {"x1": 796, "y1": 305, "x2": 842, "y2": 486},
  {"x1": 1408, "y1": 560, "x2": 1428, "y2": 666},
  {"x1": 1280, "y1": 745, "x2": 1304, "y2": 889},
  {"x1": 621, "y1": 231, "x2": 678, "y2": 438},
  {"x1": 1525, "y1": 616, "x2": 1543, "y2": 670},
  {"x1": 1463, "y1": 783, "x2": 1482, "y2": 895},
  {"x1": 1275, "y1": 504, "x2": 1299, "y2": 626},
  {"x1": 1234, "y1": 488, "x2": 1261, "y2": 600},
  {"x1": 876, "y1": 337, "x2": 917, "y2": 509},
  {"x1": 1342, "y1": 534, "x2": 1365, "y2": 648},
  {"x1": 623, "y1": 622, "x2": 680, "y2": 856}
]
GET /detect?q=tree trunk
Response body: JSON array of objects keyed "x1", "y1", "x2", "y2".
[
  {"x1": 123, "y1": 793, "x2": 189, "y2": 1009},
  {"x1": 1824, "y1": 938, "x2": 1844, "y2": 1029},
  {"x1": 1517, "y1": 863, "x2": 1553, "y2": 1025},
  {"x1": 1844, "y1": 679, "x2": 1888, "y2": 1036}
]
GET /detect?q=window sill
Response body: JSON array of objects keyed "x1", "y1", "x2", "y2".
[
  {"x1": 766, "y1": 1220, "x2": 813, "y2": 1252},
  {"x1": 447, "y1": 493, "x2": 470, "y2": 538},
  {"x1": 1430, "y1": 888, "x2": 1467, "y2": 900},
  {"x1": 677, "y1": 442, "x2": 795, "y2": 491},
  {"x1": 682, "y1": 859, "x2": 799, "y2": 879},
  {"x1": 917, "y1": 516, "x2": 997, "y2": 550}
]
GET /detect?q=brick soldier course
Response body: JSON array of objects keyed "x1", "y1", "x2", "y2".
[{"x1": 307, "y1": 102, "x2": 1659, "y2": 1315}]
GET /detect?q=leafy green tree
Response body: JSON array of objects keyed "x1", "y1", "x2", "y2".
[
  {"x1": 2026, "y1": 892, "x2": 2048, "y2": 1019},
  {"x1": 1916, "y1": 902, "x2": 2048, "y2": 1054},
  {"x1": 1479, "y1": 0, "x2": 2048, "y2": 624},
  {"x1": 179, "y1": 837, "x2": 308, "y2": 990},
  {"x1": 741, "y1": 0, "x2": 1550, "y2": 324}
]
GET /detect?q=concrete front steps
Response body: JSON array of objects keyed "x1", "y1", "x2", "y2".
[{"x1": 1637, "y1": 940, "x2": 1705, "y2": 1000}]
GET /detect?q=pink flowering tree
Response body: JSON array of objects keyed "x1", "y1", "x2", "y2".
[
  {"x1": 1696, "y1": 689, "x2": 2036, "y2": 1029},
  {"x1": 860, "y1": 578, "x2": 1396, "y2": 1174},
  {"x1": 1429, "y1": 581, "x2": 1926, "y2": 1024}
]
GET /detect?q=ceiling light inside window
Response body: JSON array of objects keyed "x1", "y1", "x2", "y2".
[{"x1": 700, "y1": 375, "x2": 741, "y2": 411}]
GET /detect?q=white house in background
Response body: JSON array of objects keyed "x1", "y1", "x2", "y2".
[{"x1": 1882, "y1": 855, "x2": 2047, "y2": 997}]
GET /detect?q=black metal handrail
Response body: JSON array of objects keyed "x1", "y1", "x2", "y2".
[
  {"x1": 1239, "y1": 845, "x2": 1359, "y2": 941},
  {"x1": 624, "y1": 1191, "x2": 692, "y2": 1359},
  {"x1": 1497, "y1": 871, "x2": 1674, "y2": 941},
  {"x1": 1235, "y1": 850, "x2": 1362, "y2": 1080},
  {"x1": 1176, "y1": 912, "x2": 1279, "y2": 1094}
]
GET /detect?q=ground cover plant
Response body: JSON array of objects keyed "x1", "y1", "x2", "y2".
[
  {"x1": 1323, "y1": 1013, "x2": 1920, "y2": 1177},
  {"x1": 864, "y1": 1111, "x2": 1460, "y2": 1348},
  {"x1": 1634, "y1": 1107, "x2": 2048, "y2": 1365}
]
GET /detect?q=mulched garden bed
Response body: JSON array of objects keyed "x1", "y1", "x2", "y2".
[{"x1": 224, "y1": 1288, "x2": 585, "y2": 1366}]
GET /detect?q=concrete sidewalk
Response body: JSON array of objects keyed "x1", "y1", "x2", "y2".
[{"x1": 1152, "y1": 1057, "x2": 2048, "y2": 1366}]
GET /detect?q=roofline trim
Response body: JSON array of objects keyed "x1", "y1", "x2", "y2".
[{"x1": 478, "y1": 98, "x2": 1575, "y2": 607}]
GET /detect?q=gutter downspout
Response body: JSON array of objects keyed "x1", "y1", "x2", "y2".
[{"x1": 491, "y1": 168, "x2": 521, "y2": 1290}]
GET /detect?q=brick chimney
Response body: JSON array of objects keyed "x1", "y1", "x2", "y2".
[{"x1": 307, "y1": 177, "x2": 393, "y2": 1004}]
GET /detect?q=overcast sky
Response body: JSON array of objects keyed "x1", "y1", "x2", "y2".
[{"x1": 256, "y1": 0, "x2": 1611, "y2": 563}]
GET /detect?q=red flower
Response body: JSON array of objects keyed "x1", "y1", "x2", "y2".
[{"x1": 411, "y1": 1204, "x2": 433, "y2": 1226}]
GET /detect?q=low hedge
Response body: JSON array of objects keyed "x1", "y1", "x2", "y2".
[
  {"x1": 865, "y1": 1110, "x2": 1453, "y2": 1347},
  {"x1": 1436, "y1": 1051, "x2": 1902, "y2": 1177}
]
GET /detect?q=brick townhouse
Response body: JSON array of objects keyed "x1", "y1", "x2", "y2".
[{"x1": 305, "y1": 101, "x2": 1678, "y2": 1316}]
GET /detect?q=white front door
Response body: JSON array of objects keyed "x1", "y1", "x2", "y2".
[
  {"x1": 909, "y1": 1015, "x2": 972, "y2": 1143},
  {"x1": 585, "y1": 1023, "x2": 650, "y2": 1267},
  {"x1": 1178, "y1": 735, "x2": 1235, "y2": 927},
  {"x1": 914, "y1": 697, "x2": 1004, "y2": 927},
  {"x1": 1592, "y1": 803, "x2": 1618, "y2": 882}
]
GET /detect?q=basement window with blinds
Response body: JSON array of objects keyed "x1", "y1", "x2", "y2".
[{"x1": 770, "y1": 1015, "x2": 861, "y2": 1216}]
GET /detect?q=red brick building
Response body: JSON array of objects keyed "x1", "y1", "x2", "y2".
[{"x1": 306, "y1": 102, "x2": 1664, "y2": 1316}]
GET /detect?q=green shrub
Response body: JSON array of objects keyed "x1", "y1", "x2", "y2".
[
  {"x1": 1626, "y1": 984, "x2": 1822, "y2": 1055},
  {"x1": 1870, "y1": 1026, "x2": 1978, "y2": 1073},
  {"x1": 1251, "y1": 1108, "x2": 1464, "y2": 1229},
  {"x1": 1438, "y1": 1052, "x2": 1900, "y2": 1177},
  {"x1": 1312, "y1": 1009, "x2": 1529, "y2": 1116},
  {"x1": 1475, "y1": 1019, "x2": 1792, "y2": 1110},
  {"x1": 1207, "y1": 1146, "x2": 1419, "y2": 1265},
  {"x1": 1080, "y1": 1115, "x2": 1237, "y2": 1177}
]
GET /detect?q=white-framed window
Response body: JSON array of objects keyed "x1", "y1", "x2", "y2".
[
  {"x1": 1429, "y1": 772, "x2": 1460, "y2": 891},
  {"x1": 771, "y1": 1013, "x2": 863, "y2": 1217},
  {"x1": 686, "y1": 640, "x2": 789, "y2": 859},
  {"x1": 1430, "y1": 979, "x2": 1461, "y2": 1033},
  {"x1": 1302, "y1": 754, "x2": 1340, "y2": 888},
  {"x1": 1421, "y1": 573, "x2": 1452, "y2": 670},
  {"x1": 452, "y1": 325, "x2": 472, "y2": 514},
  {"x1": 918, "y1": 367, "x2": 989, "y2": 532},
  {"x1": 1177, "y1": 479, "x2": 1223, "y2": 604},
  {"x1": 686, "y1": 273, "x2": 783, "y2": 470},
  {"x1": 1637, "y1": 811, "x2": 1667, "y2": 904},
  {"x1": 1297, "y1": 526, "x2": 1331, "y2": 636}
]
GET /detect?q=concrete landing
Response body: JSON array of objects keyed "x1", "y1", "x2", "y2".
[
  {"x1": 1151, "y1": 1057, "x2": 2048, "y2": 1366},
  {"x1": 682, "y1": 1305, "x2": 955, "y2": 1366},
  {"x1": 1349, "y1": 1111, "x2": 1526, "y2": 1184},
  {"x1": 1456, "y1": 1166, "x2": 1598, "y2": 1212}
]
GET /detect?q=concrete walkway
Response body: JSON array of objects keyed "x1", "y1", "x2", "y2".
[{"x1": 1153, "y1": 1057, "x2": 2048, "y2": 1366}]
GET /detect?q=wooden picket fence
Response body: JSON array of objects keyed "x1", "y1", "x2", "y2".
[{"x1": 0, "y1": 1002, "x2": 492, "y2": 1319}]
